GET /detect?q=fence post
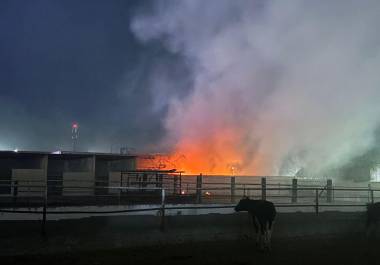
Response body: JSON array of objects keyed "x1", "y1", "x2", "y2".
[
  {"x1": 326, "y1": 179, "x2": 333, "y2": 203},
  {"x1": 196, "y1": 174, "x2": 203, "y2": 204},
  {"x1": 292, "y1": 178, "x2": 298, "y2": 203},
  {"x1": 173, "y1": 175, "x2": 178, "y2": 195},
  {"x1": 368, "y1": 183, "x2": 370, "y2": 202},
  {"x1": 155, "y1": 173, "x2": 159, "y2": 188},
  {"x1": 230, "y1": 177, "x2": 236, "y2": 203},
  {"x1": 160, "y1": 189, "x2": 166, "y2": 231},
  {"x1": 369, "y1": 183, "x2": 374, "y2": 204},
  {"x1": 261, "y1": 177, "x2": 266, "y2": 200},
  {"x1": 315, "y1": 189, "x2": 319, "y2": 215},
  {"x1": 41, "y1": 185, "x2": 47, "y2": 237},
  {"x1": 179, "y1": 173, "x2": 182, "y2": 194},
  {"x1": 12, "y1": 180, "x2": 18, "y2": 205}
]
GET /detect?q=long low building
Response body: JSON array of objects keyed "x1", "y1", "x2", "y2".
[{"x1": 0, "y1": 150, "x2": 142, "y2": 197}]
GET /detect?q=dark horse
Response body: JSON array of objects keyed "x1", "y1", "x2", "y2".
[
  {"x1": 366, "y1": 202, "x2": 380, "y2": 237},
  {"x1": 235, "y1": 197, "x2": 276, "y2": 249}
]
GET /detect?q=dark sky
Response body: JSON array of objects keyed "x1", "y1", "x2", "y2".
[
  {"x1": 0, "y1": 0, "x2": 192, "y2": 152},
  {"x1": 2, "y1": 0, "x2": 380, "y2": 177}
]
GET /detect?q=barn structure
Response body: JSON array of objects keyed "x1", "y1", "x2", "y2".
[{"x1": 0, "y1": 151, "x2": 184, "y2": 206}]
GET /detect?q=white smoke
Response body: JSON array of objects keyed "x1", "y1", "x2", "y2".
[{"x1": 131, "y1": 0, "x2": 380, "y2": 176}]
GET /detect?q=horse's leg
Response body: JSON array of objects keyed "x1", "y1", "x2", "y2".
[
  {"x1": 258, "y1": 219, "x2": 266, "y2": 250},
  {"x1": 264, "y1": 221, "x2": 270, "y2": 250},
  {"x1": 262, "y1": 221, "x2": 272, "y2": 250},
  {"x1": 267, "y1": 219, "x2": 274, "y2": 249},
  {"x1": 251, "y1": 215, "x2": 259, "y2": 244},
  {"x1": 256, "y1": 219, "x2": 262, "y2": 247}
]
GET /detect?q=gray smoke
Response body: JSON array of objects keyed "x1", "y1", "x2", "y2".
[{"x1": 131, "y1": 0, "x2": 380, "y2": 177}]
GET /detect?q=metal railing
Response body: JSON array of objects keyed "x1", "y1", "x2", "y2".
[
  {"x1": 0, "y1": 184, "x2": 378, "y2": 212},
  {"x1": 0, "y1": 186, "x2": 167, "y2": 236},
  {"x1": 0, "y1": 176, "x2": 378, "y2": 204},
  {"x1": 1, "y1": 180, "x2": 379, "y2": 237}
]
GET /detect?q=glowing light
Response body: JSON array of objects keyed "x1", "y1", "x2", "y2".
[
  {"x1": 205, "y1": 191, "x2": 211, "y2": 196},
  {"x1": 169, "y1": 127, "x2": 248, "y2": 175},
  {"x1": 137, "y1": 127, "x2": 264, "y2": 175},
  {"x1": 13, "y1": 149, "x2": 18, "y2": 153},
  {"x1": 138, "y1": 128, "x2": 252, "y2": 175},
  {"x1": 181, "y1": 190, "x2": 186, "y2": 195}
]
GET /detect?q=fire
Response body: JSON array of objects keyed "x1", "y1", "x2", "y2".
[
  {"x1": 170, "y1": 128, "x2": 245, "y2": 175},
  {"x1": 137, "y1": 128, "x2": 267, "y2": 175}
]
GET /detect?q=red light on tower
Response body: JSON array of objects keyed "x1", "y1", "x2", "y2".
[{"x1": 71, "y1": 122, "x2": 79, "y2": 151}]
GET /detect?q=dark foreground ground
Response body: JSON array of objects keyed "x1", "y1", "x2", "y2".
[{"x1": 2, "y1": 236, "x2": 380, "y2": 265}]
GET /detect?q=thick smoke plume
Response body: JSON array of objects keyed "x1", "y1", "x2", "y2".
[{"x1": 132, "y1": 0, "x2": 380, "y2": 176}]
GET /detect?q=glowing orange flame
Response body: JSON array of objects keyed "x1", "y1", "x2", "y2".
[
  {"x1": 137, "y1": 127, "x2": 269, "y2": 175},
  {"x1": 170, "y1": 128, "x2": 245, "y2": 175}
]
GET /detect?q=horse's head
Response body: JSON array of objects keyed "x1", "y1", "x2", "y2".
[{"x1": 234, "y1": 196, "x2": 251, "y2": 212}]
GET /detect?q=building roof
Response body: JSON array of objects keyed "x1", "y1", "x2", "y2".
[{"x1": 0, "y1": 150, "x2": 138, "y2": 159}]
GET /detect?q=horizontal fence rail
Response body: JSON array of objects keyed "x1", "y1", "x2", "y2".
[
  {"x1": 0, "y1": 176, "x2": 379, "y2": 201},
  {"x1": 2, "y1": 174, "x2": 380, "y2": 237},
  {"x1": 1, "y1": 176, "x2": 379, "y2": 214}
]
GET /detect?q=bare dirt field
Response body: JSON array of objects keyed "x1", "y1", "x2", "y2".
[{"x1": 2, "y1": 235, "x2": 379, "y2": 265}]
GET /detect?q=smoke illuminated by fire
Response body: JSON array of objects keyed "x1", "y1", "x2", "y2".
[
  {"x1": 132, "y1": 1, "x2": 380, "y2": 176},
  {"x1": 172, "y1": 128, "x2": 244, "y2": 175}
]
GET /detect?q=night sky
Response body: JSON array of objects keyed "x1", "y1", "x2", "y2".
[{"x1": 0, "y1": 0, "x2": 191, "y2": 152}]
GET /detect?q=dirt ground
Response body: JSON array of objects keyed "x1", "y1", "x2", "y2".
[{"x1": 2, "y1": 235, "x2": 380, "y2": 265}]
